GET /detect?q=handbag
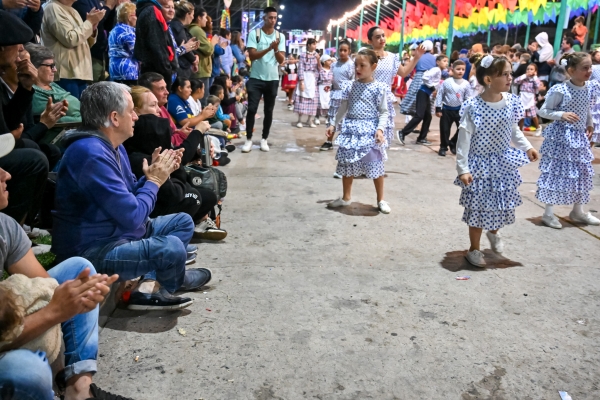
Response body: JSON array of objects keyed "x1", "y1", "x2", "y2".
[
  {"x1": 184, "y1": 164, "x2": 228, "y2": 202},
  {"x1": 282, "y1": 73, "x2": 297, "y2": 91}
]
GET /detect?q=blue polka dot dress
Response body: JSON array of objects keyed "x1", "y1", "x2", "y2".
[
  {"x1": 454, "y1": 94, "x2": 531, "y2": 230},
  {"x1": 588, "y1": 70, "x2": 600, "y2": 143},
  {"x1": 373, "y1": 52, "x2": 401, "y2": 146},
  {"x1": 326, "y1": 59, "x2": 355, "y2": 127},
  {"x1": 536, "y1": 81, "x2": 595, "y2": 205},
  {"x1": 335, "y1": 81, "x2": 389, "y2": 179}
]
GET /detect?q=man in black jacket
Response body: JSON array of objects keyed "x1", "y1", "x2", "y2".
[{"x1": 135, "y1": 0, "x2": 178, "y2": 86}]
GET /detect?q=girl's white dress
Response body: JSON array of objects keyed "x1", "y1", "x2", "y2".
[
  {"x1": 536, "y1": 80, "x2": 595, "y2": 205},
  {"x1": 588, "y1": 65, "x2": 600, "y2": 143},
  {"x1": 334, "y1": 80, "x2": 389, "y2": 179},
  {"x1": 455, "y1": 93, "x2": 533, "y2": 230},
  {"x1": 373, "y1": 52, "x2": 401, "y2": 145},
  {"x1": 326, "y1": 59, "x2": 355, "y2": 127}
]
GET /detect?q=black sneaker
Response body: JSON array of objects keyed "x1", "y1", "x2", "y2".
[
  {"x1": 438, "y1": 148, "x2": 447, "y2": 157},
  {"x1": 396, "y1": 130, "x2": 405, "y2": 145},
  {"x1": 87, "y1": 384, "x2": 133, "y2": 400},
  {"x1": 320, "y1": 141, "x2": 333, "y2": 151},
  {"x1": 225, "y1": 144, "x2": 236, "y2": 152},
  {"x1": 180, "y1": 268, "x2": 212, "y2": 291},
  {"x1": 449, "y1": 144, "x2": 456, "y2": 155},
  {"x1": 217, "y1": 154, "x2": 231, "y2": 166},
  {"x1": 127, "y1": 287, "x2": 193, "y2": 310},
  {"x1": 417, "y1": 139, "x2": 432, "y2": 145}
]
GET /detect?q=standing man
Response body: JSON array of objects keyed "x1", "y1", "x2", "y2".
[{"x1": 241, "y1": 6, "x2": 285, "y2": 153}]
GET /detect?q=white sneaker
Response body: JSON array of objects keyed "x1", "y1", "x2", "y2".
[
  {"x1": 314, "y1": 119, "x2": 321, "y2": 125},
  {"x1": 378, "y1": 200, "x2": 391, "y2": 214},
  {"x1": 542, "y1": 214, "x2": 562, "y2": 229},
  {"x1": 465, "y1": 249, "x2": 486, "y2": 268},
  {"x1": 287, "y1": 104, "x2": 294, "y2": 110},
  {"x1": 569, "y1": 211, "x2": 600, "y2": 225},
  {"x1": 296, "y1": 122, "x2": 303, "y2": 128},
  {"x1": 260, "y1": 139, "x2": 270, "y2": 152},
  {"x1": 328, "y1": 197, "x2": 351, "y2": 208},
  {"x1": 309, "y1": 123, "x2": 317, "y2": 128},
  {"x1": 23, "y1": 224, "x2": 50, "y2": 239},
  {"x1": 241, "y1": 140, "x2": 253, "y2": 153},
  {"x1": 194, "y1": 218, "x2": 227, "y2": 241},
  {"x1": 238, "y1": 124, "x2": 246, "y2": 132},
  {"x1": 486, "y1": 231, "x2": 504, "y2": 254},
  {"x1": 333, "y1": 172, "x2": 343, "y2": 179},
  {"x1": 32, "y1": 244, "x2": 52, "y2": 256},
  {"x1": 534, "y1": 127, "x2": 542, "y2": 137}
]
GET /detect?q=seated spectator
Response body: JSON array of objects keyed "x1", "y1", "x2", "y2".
[
  {"x1": 206, "y1": 94, "x2": 228, "y2": 131},
  {"x1": 231, "y1": 75, "x2": 247, "y2": 129},
  {"x1": 213, "y1": 74, "x2": 239, "y2": 130},
  {"x1": 52, "y1": 81, "x2": 213, "y2": 310},
  {"x1": 208, "y1": 85, "x2": 234, "y2": 131},
  {"x1": 125, "y1": 86, "x2": 226, "y2": 239},
  {"x1": 108, "y1": 2, "x2": 139, "y2": 85},
  {"x1": 40, "y1": 0, "x2": 104, "y2": 99},
  {"x1": 187, "y1": 78, "x2": 204, "y2": 116},
  {"x1": 0, "y1": 157, "x2": 127, "y2": 400},
  {"x1": 171, "y1": 0, "x2": 198, "y2": 80},
  {"x1": 0, "y1": 0, "x2": 42, "y2": 36},
  {"x1": 168, "y1": 77, "x2": 214, "y2": 129}
]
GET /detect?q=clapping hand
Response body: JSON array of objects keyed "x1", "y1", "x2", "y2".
[
  {"x1": 86, "y1": 7, "x2": 106, "y2": 30},
  {"x1": 180, "y1": 121, "x2": 193, "y2": 136},
  {"x1": 143, "y1": 149, "x2": 178, "y2": 187},
  {"x1": 182, "y1": 37, "x2": 199, "y2": 53},
  {"x1": 40, "y1": 98, "x2": 67, "y2": 129}
]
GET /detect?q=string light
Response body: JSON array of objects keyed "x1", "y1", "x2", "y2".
[{"x1": 327, "y1": 0, "x2": 378, "y2": 31}]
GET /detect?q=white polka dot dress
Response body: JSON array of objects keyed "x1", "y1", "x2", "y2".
[
  {"x1": 536, "y1": 82, "x2": 595, "y2": 205},
  {"x1": 588, "y1": 71, "x2": 600, "y2": 143},
  {"x1": 373, "y1": 52, "x2": 401, "y2": 146},
  {"x1": 335, "y1": 81, "x2": 388, "y2": 179},
  {"x1": 326, "y1": 59, "x2": 355, "y2": 127},
  {"x1": 454, "y1": 94, "x2": 530, "y2": 230}
]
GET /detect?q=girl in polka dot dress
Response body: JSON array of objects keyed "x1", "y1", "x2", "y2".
[
  {"x1": 327, "y1": 49, "x2": 392, "y2": 214},
  {"x1": 456, "y1": 55, "x2": 539, "y2": 267},
  {"x1": 536, "y1": 52, "x2": 599, "y2": 229}
]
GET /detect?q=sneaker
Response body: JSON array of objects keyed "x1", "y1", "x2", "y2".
[
  {"x1": 287, "y1": 104, "x2": 293, "y2": 110},
  {"x1": 465, "y1": 249, "x2": 486, "y2": 268},
  {"x1": 180, "y1": 268, "x2": 212, "y2": 291},
  {"x1": 569, "y1": 211, "x2": 600, "y2": 225},
  {"x1": 486, "y1": 231, "x2": 504, "y2": 254},
  {"x1": 23, "y1": 224, "x2": 50, "y2": 239},
  {"x1": 194, "y1": 218, "x2": 228, "y2": 240},
  {"x1": 378, "y1": 200, "x2": 391, "y2": 214},
  {"x1": 542, "y1": 214, "x2": 562, "y2": 229},
  {"x1": 260, "y1": 139, "x2": 270, "y2": 152},
  {"x1": 535, "y1": 127, "x2": 543, "y2": 137},
  {"x1": 438, "y1": 148, "x2": 447, "y2": 157},
  {"x1": 333, "y1": 172, "x2": 343, "y2": 179},
  {"x1": 88, "y1": 383, "x2": 134, "y2": 400},
  {"x1": 238, "y1": 124, "x2": 246, "y2": 132},
  {"x1": 449, "y1": 144, "x2": 456, "y2": 155},
  {"x1": 225, "y1": 144, "x2": 236, "y2": 152},
  {"x1": 396, "y1": 130, "x2": 405, "y2": 145},
  {"x1": 32, "y1": 243, "x2": 52, "y2": 256},
  {"x1": 328, "y1": 197, "x2": 351, "y2": 208},
  {"x1": 309, "y1": 123, "x2": 317, "y2": 128},
  {"x1": 296, "y1": 122, "x2": 303, "y2": 128},
  {"x1": 417, "y1": 139, "x2": 432, "y2": 145},
  {"x1": 185, "y1": 253, "x2": 196, "y2": 265},
  {"x1": 320, "y1": 141, "x2": 333, "y2": 151},
  {"x1": 186, "y1": 244, "x2": 198, "y2": 255},
  {"x1": 216, "y1": 154, "x2": 231, "y2": 166},
  {"x1": 241, "y1": 140, "x2": 253, "y2": 153},
  {"x1": 314, "y1": 118, "x2": 321, "y2": 125},
  {"x1": 127, "y1": 286, "x2": 193, "y2": 310}
]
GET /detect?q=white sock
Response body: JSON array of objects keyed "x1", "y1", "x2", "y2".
[
  {"x1": 138, "y1": 280, "x2": 158, "y2": 294},
  {"x1": 544, "y1": 204, "x2": 554, "y2": 217},
  {"x1": 573, "y1": 203, "x2": 585, "y2": 215}
]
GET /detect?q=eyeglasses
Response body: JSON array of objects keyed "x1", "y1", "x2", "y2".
[{"x1": 40, "y1": 63, "x2": 56, "y2": 69}]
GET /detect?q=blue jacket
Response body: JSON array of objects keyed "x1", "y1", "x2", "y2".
[
  {"x1": 212, "y1": 44, "x2": 225, "y2": 77},
  {"x1": 108, "y1": 23, "x2": 139, "y2": 80},
  {"x1": 231, "y1": 44, "x2": 246, "y2": 68},
  {"x1": 52, "y1": 130, "x2": 159, "y2": 260},
  {"x1": 416, "y1": 53, "x2": 437, "y2": 72}
]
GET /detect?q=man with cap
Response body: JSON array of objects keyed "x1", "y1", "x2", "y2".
[
  {"x1": 0, "y1": 10, "x2": 50, "y2": 228},
  {"x1": 458, "y1": 48, "x2": 472, "y2": 78}
]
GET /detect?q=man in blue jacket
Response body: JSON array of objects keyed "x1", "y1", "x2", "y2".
[{"x1": 52, "y1": 82, "x2": 212, "y2": 310}]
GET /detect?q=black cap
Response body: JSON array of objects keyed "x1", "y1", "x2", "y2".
[{"x1": 0, "y1": 10, "x2": 34, "y2": 46}]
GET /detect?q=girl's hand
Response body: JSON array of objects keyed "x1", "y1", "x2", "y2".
[
  {"x1": 459, "y1": 173, "x2": 473, "y2": 186},
  {"x1": 375, "y1": 129, "x2": 384, "y2": 144},
  {"x1": 326, "y1": 126, "x2": 334, "y2": 139},
  {"x1": 586, "y1": 126, "x2": 594, "y2": 140},
  {"x1": 561, "y1": 112, "x2": 579, "y2": 123},
  {"x1": 527, "y1": 148, "x2": 539, "y2": 162},
  {"x1": 435, "y1": 111, "x2": 442, "y2": 118}
]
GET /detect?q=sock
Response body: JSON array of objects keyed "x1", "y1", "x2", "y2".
[
  {"x1": 544, "y1": 204, "x2": 554, "y2": 217},
  {"x1": 573, "y1": 203, "x2": 585, "y2": 215},
  {"x1": 138, "y1": 280, "x2": 158, "y2": 294}
]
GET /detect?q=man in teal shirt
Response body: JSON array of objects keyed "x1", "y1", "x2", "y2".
[{"x1": 242, "y1": 6, "x2": 286, "y2": 153}]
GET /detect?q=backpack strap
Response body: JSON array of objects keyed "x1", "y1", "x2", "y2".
[{"x1": 255, "y1": 28, "x2": 261, "y2": 44}]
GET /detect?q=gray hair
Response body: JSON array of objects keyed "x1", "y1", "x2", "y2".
[
  {"x1": 24, "y1": 43, "x2": 54, "y2": 69},
  {"x1": 81, "y1": 82, "x2": 131, "y2": 129}
]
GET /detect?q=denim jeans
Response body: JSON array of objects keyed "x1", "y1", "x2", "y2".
[
  {"x1": 81, "y1": 213, "x2": 194, "y2": 293},
  {"x1": 0, "y1": 257, "x2": 100, "y2": 400}
]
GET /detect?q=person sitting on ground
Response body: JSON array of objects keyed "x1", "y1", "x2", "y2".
[
  {"x1": 52, "y1": 81, "x2": 214, "y2": 310},
  {"x1": 125, "y1": 86, "x2": 226, "y2": 240},
  {"x1": 213, "y1": 74, "x2": 240, "y2": 130},
  {"x1": 0, "y1": 157, "x2": 127, "y2": 400},
  {"x1": 231, "y1": 74, "x2": 247, "y2": 130},
  {"x1": 167, "y1": 76, "x2": 210, "y2": 129},
  {"x1": 208, "y1": 85, "x2": 234, "y2": 131},
  {"x1": 187, "y1": 78, "x2": 205, "y2": 116}
]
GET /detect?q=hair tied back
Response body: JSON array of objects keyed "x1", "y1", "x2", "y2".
[{"x1": 481, "y1": 55, "x2": 494, "y2": 68}]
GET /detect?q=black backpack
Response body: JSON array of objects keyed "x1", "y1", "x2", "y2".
[{"x1": 184, "y1": 165, "x2": 227, "y2": 201}]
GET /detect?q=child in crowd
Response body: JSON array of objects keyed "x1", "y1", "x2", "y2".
[
  {"x1": 536, "y1": 52, "x2": 599, "y2": 229},
  {"x1": 209, "y1": 85, "x2": 234, "y2": 131},
  {"x1": 435, "y1": 59, "x2": 472, "y2": 156},
  {"x1": 231, "y1": 75, "x2": 247, "y2": 132},
  {"x1": 536, "y1": 80, "x2": 548, "y2": 109},
  {"x1": 213, "y1": 75, "x2": 239, "y2": 131},
  {"x1": 399, "y1": 54, "x2": 448, "y2": 145},
  {"x1": 315, "y1": 54, "x2": 333, "y2": 126},
  {"x1": 205, "y1": 94, "x2": 231, "y2": 151},
  {"x1": 320, "y1": 40, "x2": 354, "y2": 152},
  {"x1": 326, "y1": 49, "x2": 392, "y2": 214},
  {"x1": 513, "y1": 63, "x2": 541, "y2": 131},
  {"x1": 187, "y1": 79, "x2": 204, "y2": 116},
  {"x1": 455, "y1": 54, "x2": 539, "y2": 267}
]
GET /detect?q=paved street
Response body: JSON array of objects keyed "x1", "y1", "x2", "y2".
[{"x1": 95, "y1": 95, "x2": 600, "y2": 400}]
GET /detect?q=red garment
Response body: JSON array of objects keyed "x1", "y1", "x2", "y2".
[
  {"x1": 153, "y1": 7, "x2": 174, "y2": 62},
  {"x1": 572, "y1": 25, "x2": 588, "y2": 44},
  {"x1": 159, "y1": 106, "x2": 186, "y2": 147}
]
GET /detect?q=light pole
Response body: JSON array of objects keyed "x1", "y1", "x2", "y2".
[
  {"x1": 358, "y1": 0, "x2": 365, "y2": 47},
  {"x1": 553, "y1": 0, "x2": 569, "y2": 57},
  {"x1": 336, "y1": 24, "x2": 340, "y2": 49},
  {"x1": 375, "y1": 0, "x2": 381, "y2": 25},
  {"x1": 446, "y1": 0, "x2": 456, "y2": 58},
  {"x1": 399, "y1": 0, "x2": 407, "y2": 52}
]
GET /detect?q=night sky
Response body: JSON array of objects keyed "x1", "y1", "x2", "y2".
[{"x1": 278, "y1": 0, "x2": 363, "y2": 31}]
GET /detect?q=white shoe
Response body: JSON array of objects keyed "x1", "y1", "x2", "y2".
[
  {"x1": 238, "y1": 124, "x2": 246, "y2": 132},
  {"x1": 296, "y1": 122, "x2": 303, "y2": 128},
  {"x1": 486, "y1": 231, "x2": 504, "y2": 254},
  {"x1": 534, "y1": 127, "x2": 542, "y2": 137},
  {"x1": 23, "y1": 224, "x2": 50, "y2": 239},
  {"x1": 465, "y1": 249, "x2": 486, "y2": 268},
  {"x1": 328, "y1": 197, "x2": 351, "y2": 208},
  {"x1": 241, "y1": 140, "x2": 253, "y2": 153},
  {"x1": 287, "y1": 104, "x2": 294, "y2": 110},
  {"x1": 32, "y1": 244, "x2": 52, "y2": 256},
  {"x1": 333, "y1": 172, "x2": 343, "y2": 179},
  {"x1": 314, "y1": 119, "x2": 321, "y2": 125},
  {"x1": 569, "y1": 211, "x2": 600, "y2": 225},
  {"x1": 542, "y1": 214, "x2": 562, "y2": 229},
  {"x1": 378, "y1": 200, "x2": 391, "y2": 214},
  {"x1": 309, "y1": 123, "x2": 317, "y2": 128},
  {"x1": 260, "y1": 139, "x2": 270, "y2": 152}
]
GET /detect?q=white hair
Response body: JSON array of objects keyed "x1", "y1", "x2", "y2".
[{"x1": 80, "y1": 82, "x2": 131, "y2": 129}]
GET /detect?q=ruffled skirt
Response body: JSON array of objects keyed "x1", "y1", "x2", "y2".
[
  {"x1": 335, "y1": 117, "x2": 386, "y2": 179},
  {"x1": 454, "y1": 148, "x2": 530, "y2": 230},
  {"x1": 591, "y1": 100, "x2": 600, "y2": 143},
  {"x1": 535, "y1": 124, "x2": 595, "y2": 205}
]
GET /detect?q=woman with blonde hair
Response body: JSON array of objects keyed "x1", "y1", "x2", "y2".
[{"x1": 108, "y1": 2, "x2": 139, "y2": 85}]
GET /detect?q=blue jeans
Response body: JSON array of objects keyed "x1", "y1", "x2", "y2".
[
  {"x1": 82, "y1": 213, "x2": 193, "y2": 293},
  {"x1": 0, "y1": 257, "x2": 99, "y2": 400},
  {"x1": 56, "y1": 79, "x2": 88, "y2": 100}
]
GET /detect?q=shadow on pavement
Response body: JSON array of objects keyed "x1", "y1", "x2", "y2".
[
  {"x1": 440, "y1": 250, "x2": 523, "y2": 272},
  {"x1": 526, "y1": 216, "x2": 580, "y2": 229},
  {"x1": 317, "y1": 200, "x2": 380, "y2": 216},
  {"x1": 104, "y1": 309, "x2": 192, "y2": 333}
]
